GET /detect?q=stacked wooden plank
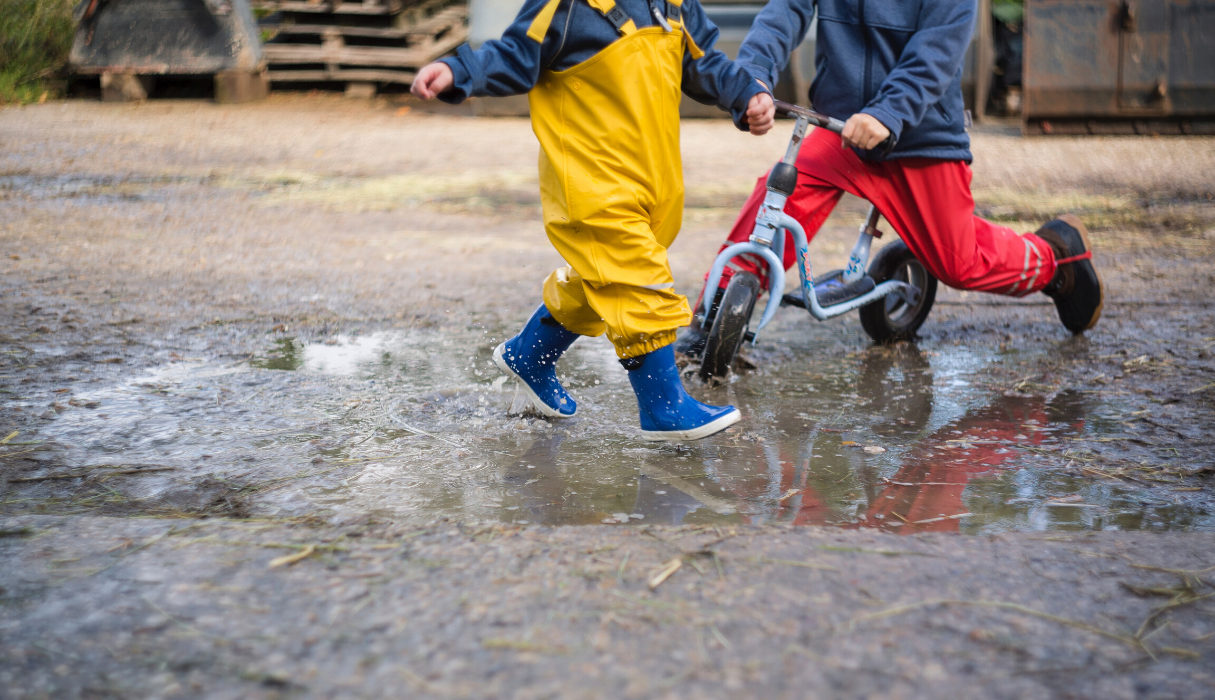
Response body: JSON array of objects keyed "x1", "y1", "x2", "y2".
[{"x1": 255, "y1": 0, "x2": 467, "y2": 89}]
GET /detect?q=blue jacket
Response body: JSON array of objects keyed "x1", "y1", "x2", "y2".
[
  {"x1": 739, "y1": 0, "x2": 975, "y2": 162},
  {"x1": 438, "y1": 0, "x2": 767, "y2": 129}
]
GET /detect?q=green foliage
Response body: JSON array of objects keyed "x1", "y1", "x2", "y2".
[
  {"x1": 991, "y1": 0, "x2": 1025, "y2": 26},
  {"x1": 0, "y1": 0, "x2": 76, "y2": 104}
]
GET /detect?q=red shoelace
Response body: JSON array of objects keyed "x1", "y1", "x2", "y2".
[{"x1": 1055, "y1": 251, "x2": 1093, "y2": 265}]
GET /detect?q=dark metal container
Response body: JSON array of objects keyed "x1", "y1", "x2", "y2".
[
  {"x1": 1023, "y1": 0, "x2": 1215, "y2": 134},
  {"x1": 70, "y1": 0, "x2": 268, "y2": 103}
]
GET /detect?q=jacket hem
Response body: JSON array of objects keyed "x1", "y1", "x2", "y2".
[{"x1": 864, "y1": 147, "x2": 973, "y2": 164}]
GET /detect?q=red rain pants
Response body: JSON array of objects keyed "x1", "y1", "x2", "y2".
[{"x1": 708, "y1": 128, "x2": 1058, "y2": 298}]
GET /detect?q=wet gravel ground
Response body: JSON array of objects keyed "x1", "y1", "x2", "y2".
[
  {"x1": 1, "y1": 95, "x2": 1214, "y2": 697},
  {"x1": 3, "y1": 516, "x2": 1214, "y2": 700}
]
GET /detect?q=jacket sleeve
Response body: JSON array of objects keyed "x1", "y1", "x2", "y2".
[
  {"x1": 734, "y1": 0, "x2": 816, "y2": 94},
  {"x1": 679, "y1": 0, "x2": 771, "y2": 131},
  {"x1": 860, "y1": 1, "x2": 975, "y2": 140},
  {"x1": 436, "y1": 0, "x2": 563, "y2": 103}
]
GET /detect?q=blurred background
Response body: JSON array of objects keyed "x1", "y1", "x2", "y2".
[{"x1": 4, "y1": 0, "x2": 1214, "y2": 133}]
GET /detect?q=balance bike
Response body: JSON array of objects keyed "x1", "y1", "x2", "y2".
[{"x1": 697, "y1": 100, "x2": 938, "y2": 381}]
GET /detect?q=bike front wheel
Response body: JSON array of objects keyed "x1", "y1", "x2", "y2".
[{"x1": 698, "y1": 271, "x2": 761, "y2": 382}]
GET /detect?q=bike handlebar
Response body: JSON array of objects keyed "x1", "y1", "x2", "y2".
[
  {"x1": 773, "y1": 100, "x2": 896, "y2": 156},
  {"x1": 773, "y1": 100, "x2": 844, "y2": 132}
]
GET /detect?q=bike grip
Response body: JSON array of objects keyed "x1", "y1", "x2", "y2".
[{"x1": 775, "y1": 98, "x2": 898, "y2": 155}]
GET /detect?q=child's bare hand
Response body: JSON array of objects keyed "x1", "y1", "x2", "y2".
[
  {"x1": 746, "y1": 91, "x2": 775, "y2": 136},
  {"x1": 411, "y1": 62, "x2": 453, "y2": 100},
  {"x1": 840, "y1": 113, "x2": 891, "y2": 150}
]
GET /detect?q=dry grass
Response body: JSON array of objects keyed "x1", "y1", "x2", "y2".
[
  {"x1": 0, "y1": 0, "x2": 75, "y2": 105},
  {"x1": 973, "y1": 186, "x2": 1215, "y2": 234}
]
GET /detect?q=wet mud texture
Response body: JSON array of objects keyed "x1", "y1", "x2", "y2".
[
  {"x1": 1, "y1": 96, "x2": 1214, "y2": 697},
  {"x1": 2, "y1": 517, "x2": 1214, "y2": 699}
]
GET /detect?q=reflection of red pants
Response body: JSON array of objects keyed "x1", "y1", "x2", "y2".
[
  {"x1": 713, "y1": 128, "x2": 1057, "y2": 297},
  {"x1": 864, "y1": 400, "x2": 1054, "y2": 533}
]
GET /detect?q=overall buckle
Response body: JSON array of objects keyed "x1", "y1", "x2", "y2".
[{"x1": 604, "y1": 5, "x2": 631, "y2": 32}]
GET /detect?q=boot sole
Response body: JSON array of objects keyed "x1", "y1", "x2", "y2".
[
  {"x1": 640, "y1": 408, "x2": 741, "y2": 442},
  {"x1": 493, "y1": 344, "x2": 576, "y2": 419},
  {"x1": 1057, "y1": 214, "x2": 1104, "y2": 332}
]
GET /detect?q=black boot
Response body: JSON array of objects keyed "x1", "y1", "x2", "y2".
[{"x1": 1037, "y1": 215, "x2": 1103, "y2": 334}]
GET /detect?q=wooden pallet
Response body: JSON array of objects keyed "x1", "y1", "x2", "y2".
[
  {"x1": 260, "y1": 0, "x2": 465, "y2": 85},
  {"x1": 253, "y1": 0, "x2": 407, "y2": 16},
  {"x1": 255, "y1": 0, "x2": 457, "y2": 24}
]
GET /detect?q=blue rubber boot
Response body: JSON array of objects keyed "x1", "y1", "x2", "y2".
[
  {"x1": 493, "y1": 304, "x2": 580, "y2": 418},
  {"x1": 624, "y1": 345, "x2": 741, "y2": 441}
]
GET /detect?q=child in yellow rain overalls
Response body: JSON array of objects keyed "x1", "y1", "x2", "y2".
[{"x1": 412, "y1": 0, "x2": 775, "y2": 440}]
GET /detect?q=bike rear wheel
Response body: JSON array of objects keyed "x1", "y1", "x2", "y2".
[
  {"x1": 859, "y1": 241, "x2": 938, "y2": 344},
  {"x1": 698, "y1": 271, "x2": 761, "y2": 382}
]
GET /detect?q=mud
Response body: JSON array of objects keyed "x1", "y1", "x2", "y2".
[
  {"x1": 3, "y1": 516, "x2": 1215, "y2": 699},
  {"x1": 1, "y1": 95, "x2": 1214, "y2": 698}
]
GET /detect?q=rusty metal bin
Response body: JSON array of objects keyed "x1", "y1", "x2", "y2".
[
  {"x1": 1023, "y1": 0, "x2": 1215, "y2": 134},
  {"x1": 70, "y1": 0, "x2": 268, "y2": 103}
]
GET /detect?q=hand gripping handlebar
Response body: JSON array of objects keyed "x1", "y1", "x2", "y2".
[{"x1": 772, "y1": 100, "x2": 897, "y2": 156}]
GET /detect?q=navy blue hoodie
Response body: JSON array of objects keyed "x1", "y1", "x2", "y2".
[{"x1": 739, "y1": 0, "x2": 976, "y2": 162}]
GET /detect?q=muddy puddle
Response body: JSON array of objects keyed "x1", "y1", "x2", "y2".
[{"x1": 29, "y1": 319, "x2": 1214, "y2": 533}]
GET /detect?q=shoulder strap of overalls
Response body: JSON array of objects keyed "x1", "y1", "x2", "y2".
[
  {"x1": 527, "y1": 0, "x2": 637, "y2": 42},
  {"x1": 664, "y1": 0, "x2": 705, "y2": 59},
  {"x1": 526, "y1": 0, "x2": 704, "y2": 59}
]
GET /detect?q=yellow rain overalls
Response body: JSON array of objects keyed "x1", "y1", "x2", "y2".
[{"x1": 525, "y1": 0, "x2": 705, "y2": 359}]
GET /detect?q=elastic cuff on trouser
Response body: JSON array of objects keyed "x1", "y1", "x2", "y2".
[
  {"x1": 542, "y1": 267, "x2": 689, "y2": 359},
  {"x1": 996, "y1": 232, "x2": 1058, "y2": 297},
  {"x1": 613, "y1": 330, "x2": 677, "y2": 359},
  {"x1": 1023, "y1": 233, "x2": 1059, "y2": 293}
]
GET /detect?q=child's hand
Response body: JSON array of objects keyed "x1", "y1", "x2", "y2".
[
  {"x1": 746, "y1": 91, "x2": 775, "y2": 135},
  {"x1": 411, "y1": 62, "x2": 454, "y2": 100},
  {"x1": 840, "y1": 113, "x2": 891, "y2": 150}
]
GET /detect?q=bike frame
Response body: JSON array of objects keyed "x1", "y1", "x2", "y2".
[{"x1": 702, "y1": 102, "x2": 921, "y2": 343}]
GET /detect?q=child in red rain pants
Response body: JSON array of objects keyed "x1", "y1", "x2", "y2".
[{"x1": 676, "y1": 0, "x2": 1103, "y2": 358}]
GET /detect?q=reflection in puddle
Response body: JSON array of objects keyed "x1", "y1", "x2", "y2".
[
  {"x1": 36, "y1": 326, "x2": 1214, "y2": 532},
  {"x1": 250, "y1": 338, "x2": 304, "y2": 371}
]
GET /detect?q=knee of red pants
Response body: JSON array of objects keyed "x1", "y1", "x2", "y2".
[
  {"x1": 906, "y1": 240, "x2": 990, "y2": 291},
  {"x1": 725, "y1": 175, "x2": 769, "y2": 245},
  {"x1": 927, "y1": 258, "x2": 979, "y2": 290}
]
